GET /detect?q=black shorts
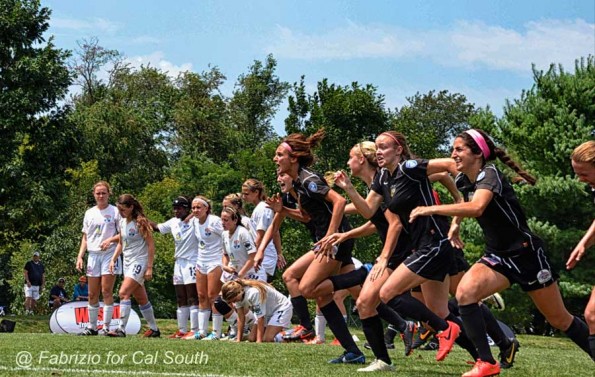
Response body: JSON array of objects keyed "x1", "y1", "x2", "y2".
[
  {"x1": 313, "y1": 238, "x2": 354, "y2": 266},
  {"x1": 449, "y1": 247, "x2": 470, "y2": 276},
  {"x1": 477, "y1": 239, "x2": 558, "y2": 292},
  {"x1": 334, "y1": 237, "x2": 354, "y2": 265},
  {"x1": 387, "y1": 250, "x2": 410, "y2": 271},
  {"x1": 404, "y1": 238, "x2": 454, "y2": 282}
]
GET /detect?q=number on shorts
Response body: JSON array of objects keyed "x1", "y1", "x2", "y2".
[
  {"x1": 189, "y1": 266, "x2": 196, "y2": 278},
  {"x1": 276, "y1": 310, "x2": 284, "y2": 322},
  {"x1": 133, "y1": 264, "x2": 142, "y2": 275}
]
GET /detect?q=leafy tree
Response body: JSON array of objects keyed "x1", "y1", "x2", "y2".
[
  {"x1": 496, "y1": 56, "x2": 595, "y2": 178},
  {"x1": 0, "y1": 0, "x2": 75, "y2": 308},
  {"x1": 286, "y1": 77, "x2": 390, "y2": 171},
  {"x1": 229, "y1": 55, "x2": 290, "y2": 149},
  {"x1": 392, "y1": 90, "x2": 478, "y2": 158},
  {"x1": 173, "y1": 68, "x2": 231, "y2": 163}
]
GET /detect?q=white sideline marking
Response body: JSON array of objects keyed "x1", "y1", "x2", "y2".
[{"x1": 0, "y1": 366, "x2": 249, "y2": 377}]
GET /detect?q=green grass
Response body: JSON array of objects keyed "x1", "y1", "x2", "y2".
[{"x1": 0, "y1": 316, "x2": 592, "y2": 377}]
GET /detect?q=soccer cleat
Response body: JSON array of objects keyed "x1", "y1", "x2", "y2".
[
  {"x1": 357, "y1": 359, "x2": 395, "y2": 372},
  {"x1": 201, "y1": 331, "x2": 219, "y2": 340},
  {"x1": 435, "y1": 320, "x2": 460, "y2": 361},
  {"x1": 283, "y1": 325, "x2": 315, "y2": 342},
  {"x1": 328, "y1": 351, "x2": 366, "y2": 364},
  {"x1": 462, "y1": 359, "x2": 500, "y2": 377},
  {"x1": 143, "y1": 328, "x2": 161, "y2": 338},
  {"x1": 363, "y1": 341, "x2": 394, "y2": 350},
  {"x1": 498, "y1": 337, "x2": 520, "y2": 369},
  {"x1": 107, "y1": 328, "x2": 126, "y2": 337},
  {"x1": 330, "y1": 338, "x2": 342, "y2": 346},
  {"x1": 181, "y1": 331, "x2": 202, "y2": 340},
  {"x1": 484, "y1": 293, "x2": 505, "y2": 311},
  {"x1": 412, "y1": 325, "x2": 434, "y2": 349},
  {"x1": 304, "y1": 336, "x2": 325, "y2": 344},
  {"x1": 400, "y1": 320, "x2": 418, "y2": 356},
  {"x1": 422, "y1": 337, "x2": 439, "y2": 351},
  {"x1": 78, "y1": 328, "x2": 98, "y2": 336},
  {"x1": 168, "y1": 330, "x2": 187, "y2": 339}
]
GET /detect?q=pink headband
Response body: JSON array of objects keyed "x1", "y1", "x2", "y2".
[
  {"x1": 281, "y1": 142, "x2": 293, "y2": 153},
  {"x1": 464, "y1": 129, "x2": 491, "y2": 159},
  {"x1": 380, "y1": 132, "x2": 402, "y2": 148}
]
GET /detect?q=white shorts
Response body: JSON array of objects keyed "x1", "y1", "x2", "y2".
[
  {"x1": 220, "y1": 268, "x2": 267, "y2": 283},
  {"x1": 173, "y1": 258, "x2": 197, "y2": 285},
  {"x1": 262, "y1": 254, "x2": 277, "y2": 277},
  {"x1": 196, "y1": 257, "x2": 222, "y2": 275},
  {"x1": 24, "y1": 285, "x2": 40, "y2": 300},
  {"x1": 87, "y1": 252, "x2": 122, "y2": 277},
  {"x1": 123, "y1": 259, "x2": 148, "y2": 285},
  {"x1": 265, "y1": 304, "x2": 292, "y2": 328}
]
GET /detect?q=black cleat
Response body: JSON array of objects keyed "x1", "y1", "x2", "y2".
[
  {"x1": 401, "y1": 321, "x2": 418, "y2": 356},
  {"x1": 499, "y1": 337, "x2": 520, "y2": 369}
]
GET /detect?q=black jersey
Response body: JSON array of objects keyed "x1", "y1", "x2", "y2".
[
  {"x1": 282, "y1": 191, "x2": 317, "y2": 241},
  {"x1": 455, "y1": 164, "x2": 539, "y2": 255},
  {"x1": 293, "y1": 167, "x2": 351, "y2": 241},
  {"x1": 368, "y1": 171, "x2": 412, "y2": 260},
  {"x1": 371, "y1": 159, "x2": 450, "y2": 249}
]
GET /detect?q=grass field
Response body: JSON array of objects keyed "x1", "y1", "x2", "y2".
[{"x1": 0, "y1": 316, "x2": 592, "y2": 377}]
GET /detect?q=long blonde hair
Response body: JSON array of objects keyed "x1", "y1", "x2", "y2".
[{"x1": 221, "y1": 279, "x2": 270, "y2": 304}]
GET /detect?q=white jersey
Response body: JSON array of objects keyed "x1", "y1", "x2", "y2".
[
  {"x1": 240, "y1": 215, "x2": 251, "y2": 230},
  {"x1": 193, "y1": 214, "x2": 224, "y2": 260},
  {"x1": 119, "y1": 218, "x2": 148, "y2": 262},
  {"x1": 223, "y1": 226, "x2": 256, "y2": 273},
  {"x1": 158, "y1": 217, "x2": 197, "y2": 261},
  {"x1": 82, "y1": 205, "x2": 121, "y2": 254},
  {"x1": 249, "y1": 201, "x2": 278, "y2": 275},
  {"x1": 234, "y1": 285, "x2": 290, "y2": 320}
]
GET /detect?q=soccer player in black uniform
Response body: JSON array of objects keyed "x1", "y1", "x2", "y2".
[
  {"x1": 332, "y1": 132, "x2": 464, "y2": 364},
  {"x1": 410, "y1": 129, "x2": 592, "y2": 376},
  {"x1": 271, "y1": 129, "x2": 365, "y2": 364},
  {"x1": 567, "y1": 140, "x2": 595, "y2": 361}
]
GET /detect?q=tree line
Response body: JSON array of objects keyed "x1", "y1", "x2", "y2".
[{"x1": 1, "y1": 0, "x2": 593, "y2": 327}]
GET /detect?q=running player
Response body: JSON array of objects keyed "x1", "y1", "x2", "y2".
[
  {"x1": 272, "y1": 129, "x2": 365, "y2": 364},
  {"x1": 567, "y1": 140, "x2": 595, "y2": 361},
  {"x1": 410, "y1": 129, "x2": 592, "y2": 376}
]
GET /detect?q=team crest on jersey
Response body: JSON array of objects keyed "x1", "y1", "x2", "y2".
[
  {"x1": 204, "y1": 227, "x2": 212, "y2": 236},
  {"x1": 199, "y1": 240, "x2": 206, "y2": 249},
  {"x1": 477, "y1": 171, "x2": 486, "y2": 181},
  {"x1": 405, "y1": 160, "x2": 418, "y2": 169},
  {"x1": 308, "y1": 181, "x2": 318, "y2": 192},
  {"x1": 252, "y1": 304, "x2": 262, "y2": 316},
  {"x1": 537, "y1": 269, "x2": 552, "y2": 284},
  {"x1": 174, "y1": 232, "x2": 182, "y2": 241},
  {"x1": 103, "y1": 215, "x2": 112, "y2": 223},
  {"x1": 390, "y1": 185, "x2": 397, "y2": 198},
  {"x1": 233, "y1": 240, "x2": 241, "y2": 249},
  {"x1": 128, "y1": 228, "x2": 137, "y2": 237}
]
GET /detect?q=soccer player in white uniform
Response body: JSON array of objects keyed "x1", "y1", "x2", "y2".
[
  {"x1": 222, "y1": 279, "x2": 292, "y2": 342},
  {"x1": 151, "y1": 196, "x2": 198, "y2": 338},
  {"x1": 182, "y1": 195, "x2": 224, "y2": 340},
  {"x1": 241, "y1": 179, "x2": 284, "y2": 281},
  {"x1": 222, "y1": 193, "x2": 251, "y2": 229},
  {"x1": 107, "y1": 194, "x2": 160, "y2": 338},
  {"x1": 210, "y1": 206, "x2": 264, "y2": 340},
  {"x1": 76, "y1": 181, "x2": 121, "y2": 336}
]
